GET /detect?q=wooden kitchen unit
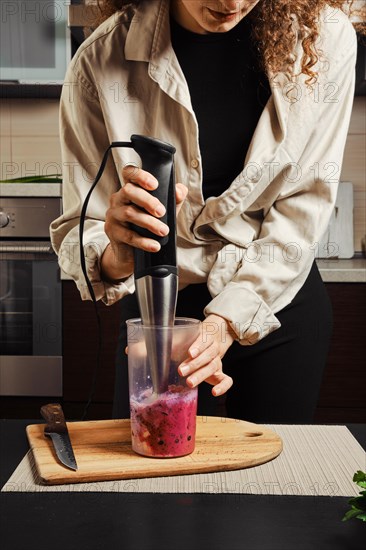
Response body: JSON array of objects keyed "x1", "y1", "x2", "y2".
[
  {"x1": 1, "y1": 274, "x2": 364, "y2": 422},
  {"x1": 314, "y1": 281, "x2": 366, "y2": 423},
  {"x1": 61, "y1": 281, "x2": 120, "y2": 420},
  {"x1": 61, "y1": 274, "x2": 366, "y2": 424}
]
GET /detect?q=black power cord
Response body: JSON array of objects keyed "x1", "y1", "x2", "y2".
[{"x1": 79, "y1": 141, "x2": 133, "y2": 420}]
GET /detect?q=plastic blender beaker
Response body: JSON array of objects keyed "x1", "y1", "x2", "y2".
[{"x1": 126, "y1": 317, "x2": 201, "y2": 458}]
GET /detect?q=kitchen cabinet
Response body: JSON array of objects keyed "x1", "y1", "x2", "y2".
[
  {"x1": 314, "y1": 282, "x2": 366, "y2": 423},
  {"x1": 1, "y1": 276, "x2": 364, "y2": 421},
  {"x1": 61, "y1": 278, "x2": 366, "y2": 423},
  {"x1": 61, "y1": 281, "x2": 121, "y2": 420}
]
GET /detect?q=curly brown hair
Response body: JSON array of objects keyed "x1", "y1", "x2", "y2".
[{"x1": 85, "y1": 0, "x2": 365, "y2": 85}]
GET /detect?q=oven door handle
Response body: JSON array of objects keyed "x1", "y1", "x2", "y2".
[{"x1": 0, "y1": 243, "x2": 54, "y2": 254}]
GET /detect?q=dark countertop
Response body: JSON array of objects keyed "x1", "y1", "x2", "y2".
[{"x1": 1, "y1": 420, "x2": 365, "y2": 550}]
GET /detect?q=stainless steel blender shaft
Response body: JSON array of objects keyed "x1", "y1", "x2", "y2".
[{"x1": 135, "y1": 273, "x2": 178, "y2": 394}]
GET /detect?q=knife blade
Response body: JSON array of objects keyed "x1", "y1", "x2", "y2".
[{"x1": 40, "y1": 403, "x2": 78, "y2": 471}]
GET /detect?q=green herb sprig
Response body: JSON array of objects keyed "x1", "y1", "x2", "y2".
[
  {"x1": 343, "y1": 471, "x2": 366, "y2": 522},
  {"x1": 0, "y1": 174, "x2": 62, "y2": 183}
]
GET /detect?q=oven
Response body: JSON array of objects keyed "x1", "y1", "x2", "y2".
[{"x1": 0, "y1": 195, "x2": 62, "y2": 396}]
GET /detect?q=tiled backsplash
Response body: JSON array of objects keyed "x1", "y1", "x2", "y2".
[
  {"x1": 0, "y1": 99, "x2": 62, "y2": 179},
  {"x1": 0, "y1": 96, "x2": 365, "y2": 251},
  {"x1": 340, "y1": 97, "x2": 366, "y2": 251}
]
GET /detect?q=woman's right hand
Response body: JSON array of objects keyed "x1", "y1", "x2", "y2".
[{"x1": 101, "y1": 164, "x2": 187, "y2": 283}]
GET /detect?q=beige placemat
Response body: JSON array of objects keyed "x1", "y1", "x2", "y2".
[{"x1": 2, "y1": 425, "x2": 365, "y2": 496}]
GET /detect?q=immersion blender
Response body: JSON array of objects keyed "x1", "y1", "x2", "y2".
[
  {"x1": 129, "y1": 135, "x2": 178, "y2": 396},
  {"x1": 79, "y1": 134, "x2": 178, "y2": 398}
]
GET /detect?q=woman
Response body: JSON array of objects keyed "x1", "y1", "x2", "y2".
[{"x1": 51, "y1": 0, "x2": 361, "y2": 422}]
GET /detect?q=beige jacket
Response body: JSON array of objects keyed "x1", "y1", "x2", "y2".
[{"x1": 50, "y1": 0, "x2": 357, "y2": 345}]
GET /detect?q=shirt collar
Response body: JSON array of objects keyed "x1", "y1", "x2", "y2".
[
  {"x1": 124, "y1": 0, "x2": 291, "y2": 140},
  {"x1": 124, "y1": 0, "x2": 169, "y2": 63}
]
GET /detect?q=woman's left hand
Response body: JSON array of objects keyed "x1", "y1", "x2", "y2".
[{"x1": 178, "y1": 314, "x2": 235, "y2": 397}]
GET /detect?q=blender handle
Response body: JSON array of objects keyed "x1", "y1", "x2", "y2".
[
  {"x1": 130, "y1": 135, "x2": 178, "y2": 280},
  {"x1": 130, "y1": 135, "x2": 176, "y2": 245}
]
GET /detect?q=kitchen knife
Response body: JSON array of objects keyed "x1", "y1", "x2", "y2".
[{"x1": 40, "y1": 403, "x2": 78, "y2": 471}]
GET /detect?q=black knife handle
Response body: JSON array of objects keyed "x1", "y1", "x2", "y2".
[{"x1": 40, "y1": 403, "x2": 67, "y2": 435}]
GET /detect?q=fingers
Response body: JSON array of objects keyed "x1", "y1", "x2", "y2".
[
  {"x1": 121, "y1": 165, "x2": 158, "y2": 190},
  {"x1": 106, "y1": 167, "x2": 167, "y2": 252},
  {"x1": 185, "y1": 359, "x2": 233, "y2": 397},
  {"x1": 179, "y1": 341, "x2": 219, "y2": 376},
  {"x1": 178, "y1": 344, "x2": 233, "y2": 397},
  {"x1": 111, "y1": 183, "x2": 166, "y2": 218},
  {"x1": 121, "y1": 166, "x2": 187, "y2": 212},
  {"x1": 210, "y1": 372, "x2": 233, "y2": 397},
  {"x1": 107, "y1": 166, "x2": 188, "y2": 256},
  {"x1": 122, "y1": 167, "x2": 187, "y2": 207},
  {"x1": 111, "y1": 202, "x2": 169, "y2": 237},
  {"x1": 105, "y1": 221, "x2": 162, "y2": 253},
  {"x1": 106, "y1": 187, "x2": 167, "y2": 251},
  {"x1": 185, "y1": 354, "x2": 221, "y2": 388}
]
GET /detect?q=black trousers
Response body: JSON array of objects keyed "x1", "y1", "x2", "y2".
[{"x1": 113, "y1": 261, "x2": 332, "y2": 423}]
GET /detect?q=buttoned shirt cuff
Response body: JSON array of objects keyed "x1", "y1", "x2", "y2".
[
  {"x1": 204, "y1": 283, "x2": 281, "y2": 345},
  {"x1": 77, "y1": 276, "x2": 135, "y2": 305},
  {"x1": 58, "y1": 236, "x2": 135, "y2": 305}
]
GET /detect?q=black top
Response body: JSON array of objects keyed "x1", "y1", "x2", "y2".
[{"x1": 170, "y1": 14, "x2": 271, "y2": 200}]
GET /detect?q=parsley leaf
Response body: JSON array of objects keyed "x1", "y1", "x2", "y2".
[{"x1": 342, "y1": 471, "x2": 366, "y2": 522}]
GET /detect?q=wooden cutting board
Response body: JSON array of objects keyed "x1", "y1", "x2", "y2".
[{"x1": 26, "y1": 417, "x2": 283, "y2": 485}]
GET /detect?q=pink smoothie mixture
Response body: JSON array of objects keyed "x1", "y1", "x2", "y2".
[{"x1": 130, "y1": 385, "x2": 198, "y2": 457}]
